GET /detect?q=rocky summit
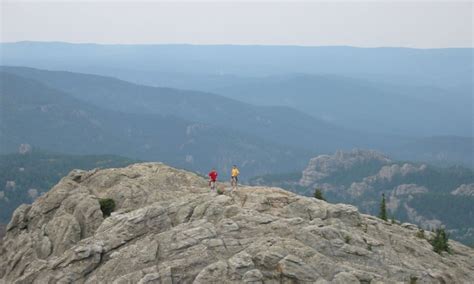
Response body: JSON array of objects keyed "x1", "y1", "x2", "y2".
[{"x1": 1, "y1": 163, "x2": 473, "y2": 283}]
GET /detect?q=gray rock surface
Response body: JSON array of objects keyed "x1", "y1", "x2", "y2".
[
  {"x1": 1, "y1": 162, "x2": 473, "y2": 283},
  {"x1": 392, "y1": 184, "x2": 428, "y2": 196}
]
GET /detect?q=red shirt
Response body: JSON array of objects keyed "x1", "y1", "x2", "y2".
[{"x1": 208, "y1": 171, "x2": 218, "y2": 181}]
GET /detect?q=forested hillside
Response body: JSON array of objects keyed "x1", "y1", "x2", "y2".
[
  {"x1": 1, "y1": 66, "x2": 389, "y2": 152},
  {"x1": 0, "y1": 151, "x2": 137, "y2": 224},
  {"x1": 0, "y1": 71, "x2": 312, "y2": 177},
  {"x1": 212, "y1": 74, "x2": 472, "y2": 137}
]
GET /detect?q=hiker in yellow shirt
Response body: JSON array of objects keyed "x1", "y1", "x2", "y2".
[{"x1": 231, "y1": 165, "x2": 240, "y2": 189}]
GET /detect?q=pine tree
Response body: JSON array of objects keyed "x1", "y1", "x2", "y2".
[
  {"x1": 379, "y1": 193, "x2": 388, "y2": 221},
  {"x1": 430, "y1": 227, "x2": 450, "y2": 254},
  {"x1": 314, "y1": 188, "x2": 326, "y2": 201}
]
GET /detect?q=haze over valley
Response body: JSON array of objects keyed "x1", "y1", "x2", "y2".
[
  {"x1": 1, "y1": 43, "x2": 473, "y2": 246},
  {"x1": 1, "y1": 2, "x2": 473, "y2": 282}
]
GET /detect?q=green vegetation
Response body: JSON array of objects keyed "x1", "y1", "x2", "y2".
[
  {"x1": 0, "y1": 151, "x2": 136, "y2": 223},
  {"x1": 344, "y1": 235, "x2": 352, "y2": 244},
  {"x1": 99, "y1": 198, "x2": 116, "y2": 217},
  {"x1": 0, "y1": 69, "x2": 321, "y2": 178},
  {"x1": 379, "y1": 193, "x2": 388, "y2": 221},
  {"x1": 408, "y1": 194, "x2": 474, "y2": 229},
  {"x1": 409, "y1": 276, "x2": 418, "y2": 284},
  {"x1": 318, "y1": 160, "x2": 386, "y2": 187},
  {"x1": 415, "y1": 228, "x2": 425, "y2": 239},
  {"x1": 430, "y1": 228, "x2": 450, "y2": 254},
  {"x1": 369, "y1": 164, "x2": 473, "y2": 195},
  {"x1": 314, "y1": 188, "x2": 326, "y2": 201}
]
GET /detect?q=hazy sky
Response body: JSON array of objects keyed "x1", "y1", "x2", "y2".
[{"x1": 1, "y1": 1, "x2": 472, "y2": 48}]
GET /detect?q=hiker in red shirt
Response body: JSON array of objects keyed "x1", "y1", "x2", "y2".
[{"x1": 208, "y1": 168, "x2": 218, "y2": 191}]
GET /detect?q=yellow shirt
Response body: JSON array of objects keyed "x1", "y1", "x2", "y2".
[{"x1": 231, "y1": 168, "x2": 240, "y2": 177}]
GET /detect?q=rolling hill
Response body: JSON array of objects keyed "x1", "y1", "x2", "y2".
[
  {"x1": 1, "y1": 66, "x2": 397, "y2": 153},
  {"x1": 1, "y1": 42, "x2": 471, "y2": 91},
  {"x1": 212, "y1": 74, "x2": 472, "y2": 137},
  {"x1": 0, "y1": 71, "x2": 312, "y2": 177}
]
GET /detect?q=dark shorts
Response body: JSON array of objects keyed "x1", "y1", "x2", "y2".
[{"x1": 231, "y1": 176, "x2": 238, "y2": 182}]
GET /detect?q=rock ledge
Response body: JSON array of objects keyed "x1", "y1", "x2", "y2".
[{"x1": 1, "y1": 163, "x2": 473, "y2": 283}]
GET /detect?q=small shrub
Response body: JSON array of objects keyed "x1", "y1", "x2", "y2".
[
  {"x1": 409, "y1": 276, "x2": 418, "y2": 284},
  {"x1": 430, "y1": 227, "x2": 450, "y2": 254},
  {"x1": 344, "y1": 235, "x2": 352, "y2": 244},
  {"x1": 367, "y1": 244, "x2": 372, "y2": 251},
  {"x1": 415, "y1": 228, "x2": 425, "y2": 239},
  {"x1": 216, "y1": 188, "x2": 225, "y2": 195},
  {"x1": 99, "y1": 198, "x2": 116, "y2": 217},
  {"x1": 314, "y1": 188, "x2": 326, "y2": 201}
]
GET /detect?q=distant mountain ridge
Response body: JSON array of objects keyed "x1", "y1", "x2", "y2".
[
  {"x1": 212, "y1": 73, "x2": 472, "y2": 137},
  {"x1": 2, "y1": 42, "x2": 471, "y2": 90},
  {"x1": 2, "y1": 42, "x2": 472, "y2": 166},
  {"x1": 0, "y1": 71, "x2": 311, "y2": 177},
  {"x1": 2, "y1": 66, "x2": 471, "y2": 168},
  {"x1": 1, "y1": 66, "x2": 397, "y2": 153},
  {"x1": 394, "y1": 136, "x2": 474, "y2": 168}
]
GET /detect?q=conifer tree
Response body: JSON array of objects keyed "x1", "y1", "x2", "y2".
[
  {"x1": 314, "y1": 188, "x2": 326, "y2": 201},
  {"x1": 430, "y1": 227, "x2": 450, "y2": 254},
  {"x1": 379, "y1": 193, "x2": 388, "y2": 221}
]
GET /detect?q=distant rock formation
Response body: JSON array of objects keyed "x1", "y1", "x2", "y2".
[
  {"x1": 451, "y1": 184, "x2": 474, "y2": 196},
  {"x1": 299, "y1": 149, "x2": 391, "y2": 187},
  {"x1": 392, "y1": 184, "x2": 429, "y2": 196},
  {"x1": 18, "y1": 144, "x2": 32, "y2": 155},
  {"x1": 347, "y1": 163, "x2": 428, "y2": 198},
  {"x1": 1, "y1": 163, "x2": 473, "y2": 283}
]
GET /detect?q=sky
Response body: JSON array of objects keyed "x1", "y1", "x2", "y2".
[{"x1": 1, "y1": 1, "x2": 472, "y2": 48}]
